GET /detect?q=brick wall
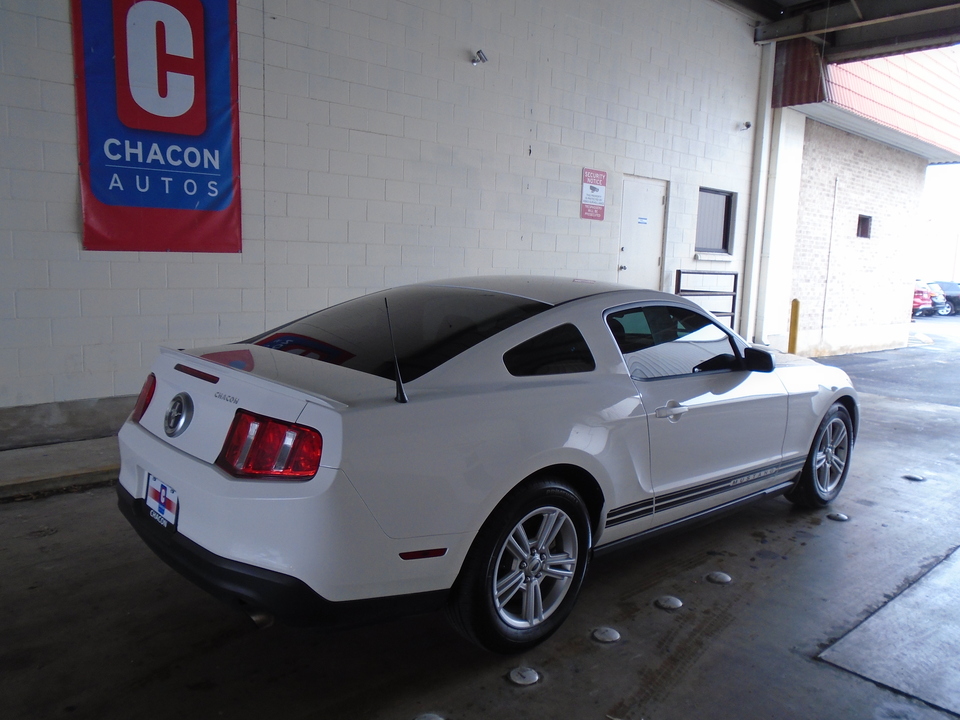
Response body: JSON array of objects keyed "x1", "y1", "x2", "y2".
[
  {"x1": 792, "y1": 119, "x2": 926, "y2": 355},
  {"x1": 0, "y1": 0, "x2": 762, "y2": 408}
]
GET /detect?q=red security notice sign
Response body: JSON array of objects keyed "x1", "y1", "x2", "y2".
[{"x1": 581, "y1": 168, "x2": 606, "y2": 220}]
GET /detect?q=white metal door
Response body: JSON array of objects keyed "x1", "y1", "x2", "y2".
[{"x1": 618, "y1": 176, "x2": 667, "y2": 290}]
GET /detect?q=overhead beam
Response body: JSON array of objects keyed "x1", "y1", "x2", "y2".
[
  {"x1": 755, "y1": 0, "x2": 960, "y2": 44},
  {"x1": 826, "y1": 22, "x2": 960, "y2": 62}
]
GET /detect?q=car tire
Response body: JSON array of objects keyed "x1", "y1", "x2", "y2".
[
  {"x1": 937, "y1": 304, "x2": 952, "y2": 316},
  {"x1": 446, "y1": 479, "x2": 591, "y2": 653},
  {"x1": 786, "y1": 403, "x2": 854, "y2": 508}
]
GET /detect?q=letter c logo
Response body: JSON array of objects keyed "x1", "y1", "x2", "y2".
[{"x1": 113, "y1": 0, "x2": 207, "y2": 135}]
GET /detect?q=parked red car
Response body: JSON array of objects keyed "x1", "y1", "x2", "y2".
[
  {"x1": 914, "y1": 281, "x2": 934, "y2": 317},
  {"x1": 914, "y1": 281, "x2": 949, "y2": 317}
]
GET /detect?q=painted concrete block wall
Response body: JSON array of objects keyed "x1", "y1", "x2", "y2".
[
  {"x1": 791, "y1": 119, "x2": 926, "y2": 356},
  {"x1": 0, "y1": 0, "x2": 762, "y2": 409}
]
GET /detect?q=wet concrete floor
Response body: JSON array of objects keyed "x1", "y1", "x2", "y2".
[
  {"x1": 2, "y1": 316, "x2": 960, "y2": 720},
  {"x1": 821, "y1": 546, "x2": 960, "y2": 713}
]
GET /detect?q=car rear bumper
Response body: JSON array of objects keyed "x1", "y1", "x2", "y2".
[{"x1": 116, "y1": 482, "x2": 447, "y2": 627}]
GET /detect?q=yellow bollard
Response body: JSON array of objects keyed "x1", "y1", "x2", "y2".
[{"x1": 788, "y1": 299, "x2": 800, "y2": 354}]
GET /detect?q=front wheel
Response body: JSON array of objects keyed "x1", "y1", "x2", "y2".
[
  {"x1": 787, "y1": 403, "x2": 854, "y2": 508},
  {"x1": 446, "y1": 479, "x2": 591, "y2": 653},
  {"x1": 937, "y1": 303, "x2": 952, "y2": 316}
]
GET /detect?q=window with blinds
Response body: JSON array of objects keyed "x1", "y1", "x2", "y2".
[{"x1": 695, "y1": 188, "x2": 735, "y2": 254}]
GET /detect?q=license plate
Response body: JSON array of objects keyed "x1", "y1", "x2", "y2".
[{"x1": 145, "y1": 473, "x2": 179, "y2": 529}]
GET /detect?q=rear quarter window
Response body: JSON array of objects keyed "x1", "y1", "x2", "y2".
[{"x1": 503, "y1": 324, "x2": 596, "y2": 376}]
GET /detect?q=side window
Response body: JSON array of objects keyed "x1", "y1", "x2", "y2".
[
  {"x1": 503, "y1": 324, "x2": 596, "y2": 376},
  {"x1": 607, "y1": 306, "x2": 737, "y2": 380}
]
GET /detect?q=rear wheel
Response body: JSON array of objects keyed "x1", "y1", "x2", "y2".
[
  {"x1": 446, "y1": 479, "x2": 591, "y2": 653},
  {"x1": 787, "y1": 403, "x2": 854, "y2": 508}
]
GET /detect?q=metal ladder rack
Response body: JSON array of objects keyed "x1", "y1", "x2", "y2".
[{"x1": 674, "y1": 269, "x2": 738, "y2": 325}]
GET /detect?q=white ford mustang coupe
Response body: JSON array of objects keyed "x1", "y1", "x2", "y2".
[{"x1": 118, "y1": 276, "x2": 857, "y2": 652}]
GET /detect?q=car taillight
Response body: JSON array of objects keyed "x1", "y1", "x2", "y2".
[
  {"x1": 216, "y1": 409, "x2": 322, "y2": 480},
  {"x1": 131, "y1": 374, "x2": 156, "y2": 424}
]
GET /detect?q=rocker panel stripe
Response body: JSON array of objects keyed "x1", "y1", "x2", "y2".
[{"x1": 605, "y1": 460, "x2": 803, "y2": 529}]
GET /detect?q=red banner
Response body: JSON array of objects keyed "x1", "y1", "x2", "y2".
[{"x1": 71, "y1": 0, "x2": 241, "y2": 252}]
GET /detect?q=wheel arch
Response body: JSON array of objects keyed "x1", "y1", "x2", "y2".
[
  {"x1": 834, "y1": 394, "x2": 859, "y2": 440},
  {"x1": 444, "y1": 462, "x2": 603, "y2": 651},
  {"x1": 452, "y1": 463, "x2": 606, "y2": 586},
  {"x1": 523, "y1": 464, "x2": 605, "y2": 539}
]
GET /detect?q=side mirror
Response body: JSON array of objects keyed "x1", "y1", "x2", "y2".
[{"x1": 743, "y1": 346, "x2": 775, "y2": 373}]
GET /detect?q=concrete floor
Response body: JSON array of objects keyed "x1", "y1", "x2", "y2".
[{"x1": 2, "y1": 316, "x2": 960, "y2": 720}]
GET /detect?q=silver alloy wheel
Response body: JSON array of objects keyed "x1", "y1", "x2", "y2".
[
  {"x1": 813, "y1": 417, "x2": 849, "y2": 495},
  {"x1": 492, "y1": 506, "x2": 578, "y2": 629}
]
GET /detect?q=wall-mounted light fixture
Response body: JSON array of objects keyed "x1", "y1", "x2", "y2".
[{"x1": 472, "y1": 49, "x2": 488, "y2": 65}]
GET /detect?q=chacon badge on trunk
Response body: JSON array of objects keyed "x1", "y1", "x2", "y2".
[{"x1": 164, "y1": 393, "x2": 194, "y2": 437}]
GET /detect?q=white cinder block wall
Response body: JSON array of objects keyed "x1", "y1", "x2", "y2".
[
  {"x1": 791, "y1": 120, "x2": 925, "y2": 355},
  {"x1": 0, "y1": 0, "x2": 762, "y2": 409}
]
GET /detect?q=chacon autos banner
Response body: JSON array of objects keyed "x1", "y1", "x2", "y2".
[{"x1": 70, "y1": 0, "x2": 241, "y2": 252}]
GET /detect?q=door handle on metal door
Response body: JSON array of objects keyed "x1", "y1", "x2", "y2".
[{"x1": 655, "y1": 401, "x2": 688, "y2": 421}]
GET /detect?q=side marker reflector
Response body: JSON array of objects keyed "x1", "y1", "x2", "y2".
[{"x1": 399, "y1": 548, "x2": 447, "y2": 560}]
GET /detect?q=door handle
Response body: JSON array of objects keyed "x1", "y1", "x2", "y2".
[{"x1": 655, "y1": 402, "x2": 688, "y2": 421}]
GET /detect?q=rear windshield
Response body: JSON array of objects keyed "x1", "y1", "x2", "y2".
[{"x1": 247, "y1": 286, "x2": 549, "y2": 382}]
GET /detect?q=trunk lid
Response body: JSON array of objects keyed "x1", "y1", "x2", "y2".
[{"x1": 137, "y1": 344, "x2": 393, "y2": 468}]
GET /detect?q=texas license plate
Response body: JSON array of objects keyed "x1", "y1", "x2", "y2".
[{"x1": 145, "y1": 473, "x2": 179, "y2": 529}]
